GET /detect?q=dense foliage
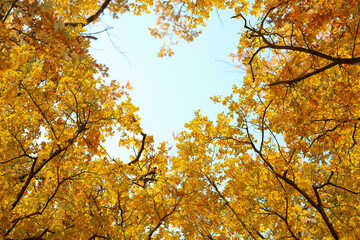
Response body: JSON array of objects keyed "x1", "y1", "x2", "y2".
[{"x1": 1, "y1": 0, "x2": 359, "y2": 239}]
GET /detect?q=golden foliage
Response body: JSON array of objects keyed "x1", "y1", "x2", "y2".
[
  {"x1": 1, "y1": 0, "x2": 360, "y2": 239},
  {"x1": 168, "y1": 0, "x2": 360, "y2": 239}
]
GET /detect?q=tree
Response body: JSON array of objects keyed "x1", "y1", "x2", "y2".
[
  {"x1": 0, "y1": 0, "x2": 183, "y2": 239},
  {"x1": 167, "y1": 0, "x2": 360, "y2": 239},
  {"x1": 1, "y1": 0, "x2": 360, "y2": 239}
]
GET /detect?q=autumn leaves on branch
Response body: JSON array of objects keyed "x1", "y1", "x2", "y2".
[
  {"x1": 1, "y1": 0, "x2": 360, "y2": 239},
  {"x1": 233, "y1": 7, "x2": 360, "y2": 86},
  {"x1": 64, "y1": 0, "x2": 111, "y2": 27}
]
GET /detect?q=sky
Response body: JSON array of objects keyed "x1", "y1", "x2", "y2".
[{"x1": 88, "y1": 9, "x2": 245, "y2": 156}]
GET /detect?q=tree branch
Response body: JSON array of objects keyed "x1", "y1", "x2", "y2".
[
  {"x1": 65, "y1": 0, "x2": 112, "y2": 27},
  {"x1": 205, "y1": 175, "x2": 260, "y2": 239},
  {"x1": 128, "y1": 132, "x2": 147, "y2": 165},
  {"x1": 234, "y1": 7, "x2": 360, "y2": 86},
  {"x1": 2, "y1": 0, "x2": 18, "y2": 23},
  {"x1": 11, "y1": 125, "x2": 87, "y2": 210},
  {"x1": 269, "y1": 61, "x2": 338, "y2": 86}
]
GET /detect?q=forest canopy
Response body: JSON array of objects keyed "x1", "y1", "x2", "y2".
[{"x1": 0, "y1": 0, "x2": 359, "y2": 239}]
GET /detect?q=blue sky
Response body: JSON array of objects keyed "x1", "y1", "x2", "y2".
[{"x1": 88, "y1": 9, "x2": 245, "y2": 156}]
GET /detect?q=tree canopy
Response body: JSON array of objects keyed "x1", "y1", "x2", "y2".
[{"x1": 1, "y1": 0, "x2": 359, "y2": 239}]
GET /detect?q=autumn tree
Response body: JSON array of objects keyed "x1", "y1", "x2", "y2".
[
  {"x1": 0, "y1": 0, "x2": 186, "y2": 239},
  {"x1": 2, "y1": 0, "x2": 360, "y2": 239},
  {"x1": 163, "y1": 0, "x2": 360, "y2": 239}
]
